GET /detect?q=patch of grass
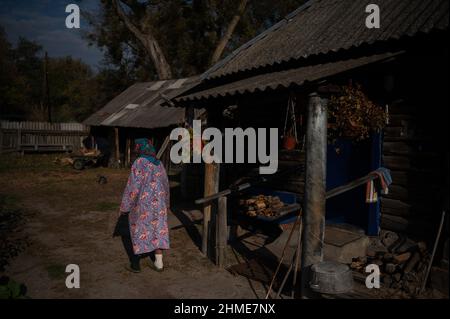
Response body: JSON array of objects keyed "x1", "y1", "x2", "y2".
[
  {"x1": 0, "y1": 276, "x2": 29, "y2": 299},
  {"x1": 0, "y1": 194, "x2": 28, "y2": 271},
  {"x1": 46, "y1": 264, "x2": 67, "y2": 280},
  {"x1": 0, "y1": 194, "x2": 20, "y2": 210},
  {"x1": 94, "y1": 201, "x2": 119, "y2": 212},
  {"x1": 0, "y1": 154, "x2": 69, "y2": 173}
]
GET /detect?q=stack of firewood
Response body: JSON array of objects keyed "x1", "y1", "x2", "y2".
[
  {"x1": 239, "y1": 195, "x2": 285, "y2": 218},
  {"x1": 351, "y1": 233, "x2": 430, "y2": 296}
]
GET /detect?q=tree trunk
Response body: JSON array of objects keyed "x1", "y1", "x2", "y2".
[
  {"x1": 113, "y1": 0, "x2": 172, "y2": 80},
  {"x1": 114, "y1": 0, "x2": 248, "y2": 78},
  {"x1": 210, "y1": 0, "x2": 249, "y2": 65}
]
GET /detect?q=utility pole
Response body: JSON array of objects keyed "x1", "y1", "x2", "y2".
[{"x1": 43, "y1": 51, "x2": 52, "y2": 123}]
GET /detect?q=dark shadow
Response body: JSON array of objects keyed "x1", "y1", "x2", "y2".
[
  {"x1": 226, "y1": 220, "x2": 301, "y2": 298},
  {"x1": 169, "y1": 198, "x2": 203, "y2": 250},
  {"x1": 112, "y1": 214, "x2": 152, "y2": 268},
  {"x1": 166, "y1": 181, "x2": 301, "y2": 298}
]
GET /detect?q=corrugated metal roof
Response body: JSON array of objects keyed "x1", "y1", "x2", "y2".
[
  {"x1": 204, "y1": 0, "x2": 448, "y2": 79},
  {"x1": 83, "y1": 77, "x2": 200, "y2": 129},
  {"x1": 177, "y1": 51, "x2": 404, "y2": 101}
]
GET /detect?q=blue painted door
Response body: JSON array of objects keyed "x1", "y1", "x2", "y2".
[{"x1": 325, "y1": 133, "x2": 382, "y2": 235}]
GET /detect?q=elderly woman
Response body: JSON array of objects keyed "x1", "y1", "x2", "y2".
[{"x1": 119, "y1": 138, "x2": 170, "y2": 273}]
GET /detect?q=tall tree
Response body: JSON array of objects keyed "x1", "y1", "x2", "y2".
[
  {"x1": 85, "y1": 0, "x2": 306, "y2": 80},
  {"x1": 0, "y1": 27, "x2": 22, "y2": 119},
  {"x1": 210, "y1": 0, "x2": 248, "y2": 65},
  {"x1": 0, "y1": 29, "x2": 105, "y2": 122},
  {"x1": 112, "y1": 0, "x2": 173, "y2": 79},
  {"x1": 10, "y1": 37, "x2": 45, "y2": 120}
]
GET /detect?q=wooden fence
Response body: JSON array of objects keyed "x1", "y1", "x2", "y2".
[{"x1": 0, "y1": 121, "x2": 89, "y2": 153}]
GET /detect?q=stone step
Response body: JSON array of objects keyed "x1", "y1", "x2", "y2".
[{"x1": 265, "y1": 223, "x2": 369, "y2": 266}]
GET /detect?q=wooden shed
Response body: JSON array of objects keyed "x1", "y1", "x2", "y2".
[
  {"x1": 171, "y1": 0, "x2": 449, "y2": 296},
  {"x1": 83, "y1": 77, "x2": 202, "y2": 168}
]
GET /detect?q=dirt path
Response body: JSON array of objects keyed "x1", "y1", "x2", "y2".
[{"x1": 0, "y1": 155, "x2": 263, "y2": 299}]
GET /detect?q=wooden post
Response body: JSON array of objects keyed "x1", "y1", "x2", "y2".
[
  {"x1": 125, "y1": 136, "x2": 131, "y2": 167},
  {"x1": 43, "y1": 52, "x2": 52, "y2": 123},
  {"x1": 114, "y1": 127, "x2": 120, "y2": 165},
  {"x1": 156, "y1": 135, "x2": 170, "y2": 159},
  {"x1": 185, "y1": 106, "x2": 195, "y2": 125},
  {"x1": 202, "y1": 162, "x2": 220, "y2": 256},
  {"x1": 0, "y1": 125, "x2": 3, "y2": 154},
  {"x1": 300, "y1": 92, "x2": 327, "y2": 298},
  {"x1": 181, "y1": 106, "x2": 195, "y2": 199},
  {"x1": 201, "y1": 107, "x2": 221, "y2": 258},
  {"x1": 216, "y1": 196, "x2": 228, "y2": 267},
  {"x1": 16, "y1": 123, "x2": 21, "y2": 152}
]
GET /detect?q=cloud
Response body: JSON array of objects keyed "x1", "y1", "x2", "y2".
[{"x1": 0, "y1": 0, "x2": 103, "y2": 69}]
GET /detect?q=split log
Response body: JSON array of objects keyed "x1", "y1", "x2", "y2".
[
  {"x1": 382, "y1": 275, "x2": 393, "y2": 288},
  {"x1": 382, "y1": 253, "x2": 394, "y2": 262},
  {"x1": 404, "y1": 252, "x2": 421, "y2": 274},
  {"x1": 385, "y1": 263, "x2": 396, "y2": 274},
  {"x1": 393, "y1": 252, "x2": 411, "y2": 264}
]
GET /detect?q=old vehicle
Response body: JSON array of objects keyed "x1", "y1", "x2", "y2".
[{"x1": 69, "y1": 149, "x2": 102, "y2": 170}]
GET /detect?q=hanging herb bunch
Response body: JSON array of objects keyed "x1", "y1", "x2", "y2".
[{"x1": 328, "y1": 83, "x2": 387, "y2": 142}]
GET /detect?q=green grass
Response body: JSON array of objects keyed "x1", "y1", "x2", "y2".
[
  {"x1": 0, "y1": 154, "x2": 69, "y2": 173},
  {"x1": 0, "y1": 194, "x2": 20, "y2": 210},
  {"x1": 46, "y1": 264, "x2": 67, "y2": 280},
  {"x1": 94, "y1": 201, "x2": 119, "y2": 212}
]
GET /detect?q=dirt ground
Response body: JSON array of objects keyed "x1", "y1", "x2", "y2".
[{"x1": 0, "y1": 154, "x2": 266, "y2": 299}]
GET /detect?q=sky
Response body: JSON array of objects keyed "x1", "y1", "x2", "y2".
[{"x1": 0, "y1": 0, "x2": 104, "y2": 69}]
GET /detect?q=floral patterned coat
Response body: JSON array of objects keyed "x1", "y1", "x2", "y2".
[{"x1": 120, "y1": 157, "x2": 170, "y2": 255}]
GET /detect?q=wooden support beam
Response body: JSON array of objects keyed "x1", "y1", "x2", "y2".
[
  {"x1": 185, "y1": 106, "x2": 195, "y2": 126},
  {"x1": 216, "y1": 196, "x2": 228, "y2": 267},
  {"x1": 125, "y1": 136, "x2": 131, "y2": 167},
  {"x1": 300, "y1": 92, "x2": 328, "y2": 298},
  {"x1": 156, "y1": 135, "x2": 170, "y2": 159},
  {"x1": 17, "y1": 124, "x2": 21, "y2": 151},
  {"x1": 114, "y1": 127, "x2": 120, "y2": 165},
  {"x1": 196, "y1": 182, "x2": 251, "y2": 205},
  {"x1": 201, "y1": 107, "x2": 221, "y2": 258},
  {"x1": 202, "y1": 162, "x2": 220, "y2": 257},
  {"x1": 0, "y1": 126, "x2": 3, "y2": 154}
]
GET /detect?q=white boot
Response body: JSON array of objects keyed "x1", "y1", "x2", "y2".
[{"x1": 154, "y1": 253, "x2": 163, "y2": 270}]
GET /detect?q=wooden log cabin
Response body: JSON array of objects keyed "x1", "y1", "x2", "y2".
[{"x1": 171, "y1": 0, "x2": 449, "y2": 246}]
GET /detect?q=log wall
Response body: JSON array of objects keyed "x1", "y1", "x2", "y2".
[{"x1": 380, "y1": 98, "x2": 447, "y2": 238}]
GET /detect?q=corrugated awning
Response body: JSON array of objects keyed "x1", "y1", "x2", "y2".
[
  {"x1": 205, "y1": 0, "x2": 448, "y2": 80},
  {"x1": 176, "y1": 51, "x2": 403, "y2": 102}
]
